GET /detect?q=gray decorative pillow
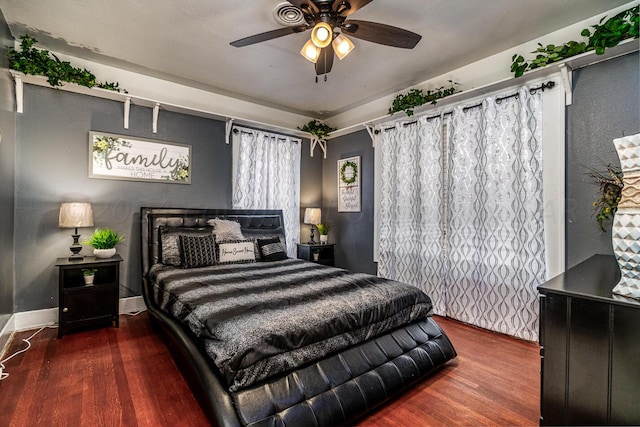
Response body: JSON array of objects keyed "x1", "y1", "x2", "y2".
[
  {"x1": 179, "y1": 234, "x2": 217, "y2": 268},
  {"x1": 216, "y1": 239, "x2": 256, "y2": 265},
  {"x1": 257, "y1": 237, "x2": 288, "y2": 261},
  {"x1": 159, "y1": 226, "x2": 213, "y2": 267},
  {"x1": 243, "y1": 233, "x2": 287, "y2": 260},
  {"x1": 207, "y1": 218, "x2": 245, "y2": 241}
]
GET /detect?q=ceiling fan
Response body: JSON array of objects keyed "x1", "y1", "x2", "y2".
[{"x1": 230, "y1": 0, "x2": 422, "y2": 77}]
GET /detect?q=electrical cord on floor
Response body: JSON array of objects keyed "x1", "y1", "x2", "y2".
[
  {"x1": 0, "y1": 325, "x2": 56, "y2": 381},
  {"x1": 123, "y1": 309, "x2": 147, "y2": 316}
]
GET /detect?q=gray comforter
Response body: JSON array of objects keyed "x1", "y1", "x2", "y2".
[{"x1": 149, "y1": 258, "x2": 432, "y2": 391}]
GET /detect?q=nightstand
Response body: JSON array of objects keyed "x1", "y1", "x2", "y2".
[
  {"x1": 55, "y1": 254, "x2": 122, "y2": 338},
  {"x1": 297, "y1": 243, "x2": 335, "y2": 266}
]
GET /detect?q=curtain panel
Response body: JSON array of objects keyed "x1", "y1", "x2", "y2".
[
  {"x1": 377, "y1": 116, "x2": 447, "y2": 315},
  {"x1": 232, "y1": 127, "x2": 301, "y2": 257},
  {"x1": 376, "y1": 86, "x2": 546, "y2": 341}
]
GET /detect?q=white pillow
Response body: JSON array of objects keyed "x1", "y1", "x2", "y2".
[
  {"x1": 216, "y1": 240, "x2": 256, "y2": 264},
  {"x1": 207, "y1": 218, "x2": 244, "y2": 241}
]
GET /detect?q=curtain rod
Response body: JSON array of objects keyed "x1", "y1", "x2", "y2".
[
  {"x1": 375, "y1": 80, "x2": 556, "y2": 134},
  {"x1": 232, "y1": 126, "x2": 300, "y2": 143}
]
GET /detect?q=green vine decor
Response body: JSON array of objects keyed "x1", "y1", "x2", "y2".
[
  {"x1": 589, "y1": 164, "x2": 623, "y2": 232},
  {"x1": 340, "y1": 160, "x2": 358, "y2": 185},
  {"x1": 8, "y1": 34, "x2": 127, "y2": 93},
  {"x1": 299, "y1": 119, "x2": 336, "y2": 140},
  {"x1": 388, "y1": 81, "x2": 459, "y2": 116},
  {"x1": 511, "y1": 5, "x2": 639, "y2": 78}
]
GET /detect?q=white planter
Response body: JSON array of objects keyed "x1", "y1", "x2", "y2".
[
  {"x1": 612, "y1": 133, "x2": 640, "y2": 300},
  {"x1": 83, "y1": 275, "x2": 94, "y2": 286},
  {"x1": 320, "y1": 234, "x2": 328, "y2": 243},
  {"x1": 94, "y1": 248, "x2": 116, "y2": 258}
]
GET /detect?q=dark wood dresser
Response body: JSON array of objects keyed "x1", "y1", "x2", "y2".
[{"x1": 537, "y1": 254, "x2": 640, "y2": 425}]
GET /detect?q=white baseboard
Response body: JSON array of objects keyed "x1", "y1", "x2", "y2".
[
  {"x1": 0, "y1": 314, "x2": 16, "y2": 359},
  {"x1": 10, "y1": 296, "x2": 146, "y2": 333}
]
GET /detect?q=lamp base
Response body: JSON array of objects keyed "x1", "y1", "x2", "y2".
[
  {"x1": 68, "y1": 230, "x2": 84, "y2": 260},
  {"x1": 308, "y1": 226, "x2": 316, "y2": 244}
]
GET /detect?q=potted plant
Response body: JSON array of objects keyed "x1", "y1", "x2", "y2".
[
  {"x1": 82, "y1": 268, "x2": 97, "y2": 285},
  {"x1": 316, "y1": 223, "x2": 330, "y2": 243},
  {"x1": 83, "y1": 228, "x2": 124, "y2": 258}
]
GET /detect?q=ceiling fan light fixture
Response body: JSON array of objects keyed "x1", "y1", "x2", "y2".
[
  {"x1": 300, "y1": 39, "x2": 321, "y2": 63},
  {"x1": 332, "y1": 33, "x2": 355, "y2": 60},
  {"x1": 311, "y1": 22, "x2": 333, "y2": 48}
]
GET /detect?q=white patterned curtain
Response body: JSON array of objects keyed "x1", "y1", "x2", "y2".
[
  {"x1": 446, "y1": 87, "x2": 546, "y2": 341},
  {"x1": 376, "y1": 86, "x2": 546, "y2": 341},
  {"x1": 377, "y1": 115, "x2": 447, "y2": 315},
  {"x1": 232, "y1": 127, "x2": 301, "y2": 257}
]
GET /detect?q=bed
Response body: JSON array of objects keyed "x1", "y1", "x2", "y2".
[{"x1": 141, "y1": 207, "x2": 456, "y2": 427}]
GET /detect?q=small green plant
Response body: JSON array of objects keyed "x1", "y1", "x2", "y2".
[
  {"x1": 299, "y1": 120, "x2": 336, "y2": 140},
  {"x1": 8, "y1": 34, "x2": 127, "y2": 92},
  {"x1": 83, "y1": 228, "x2": 125, "y2": 249},
  {"x1": 315, "y1": 223, "x2": 330, "y2": 235},
  {"x1": 511, "y1": 5, "x2": 639, "y2": 77},
  {"x1": 82, "y1": 268, "x2": 97, "y2": 276},
  {"x1": 388, "y1": 81, "x2": 458, "y2": 116},
  {"x1": 588, "y1": 164, "x2": 623, "y2": 232}
]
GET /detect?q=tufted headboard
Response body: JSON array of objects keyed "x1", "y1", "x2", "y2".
[{"x1": 140, "y1": 207, "x2": 285, "y2": 278}]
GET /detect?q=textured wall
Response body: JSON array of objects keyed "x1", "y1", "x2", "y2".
[
  {"x1": 0, "y1": 8, "x2": 15, "y2": 327},
  {"x1": 323, "y1": 130, "x2": 377, "y2": 275},
  {"x1": 566, "y1": 52, "x2": 640, "y2": 268}
]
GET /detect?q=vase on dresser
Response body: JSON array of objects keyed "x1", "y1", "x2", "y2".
[{"x1": 611, "y1": 133, "x2": 640, "y2": 300}]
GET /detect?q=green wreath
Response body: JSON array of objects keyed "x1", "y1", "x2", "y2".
[{"x1": 340, "y1": 160, "x2": 358, "y2": 185}]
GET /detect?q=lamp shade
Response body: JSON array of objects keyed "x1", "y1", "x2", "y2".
[
  {"x1": 59, "y1": 202, "x2": 94, "y2": 228},
  {"x1": 304, "y1": 208, "x2": 321, "y2": 225},
  {"x1": 332, "y1": 33, "x2": 355, "y2": 60}
]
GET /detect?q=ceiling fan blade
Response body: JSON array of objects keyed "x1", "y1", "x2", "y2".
[
  {"x1": 230, "y1": 25, "x2": 309, "y2": 47},
  {"x1": 333, "y1": 0, "x2": 374, "y2": 16},
  {"x1": 315, "y1": 43, "x2": 334, "y2": 75},
  {"x1": 341, "y1": 20, "x2": 421, "y2": 49}
]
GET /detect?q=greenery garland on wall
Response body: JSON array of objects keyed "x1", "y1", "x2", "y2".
[
  {"x1": 511, "y1": 5, "x2": 639, "y2": 78},
  {"x1": 298, "y1": 119, "x2": 336, "y2": 140},
  {"x1": 388, "y1": 81, "x2": 459, "y2": 117},
  {"x1": 8, "y1": 34, "x2": 127, "y2": 93}
]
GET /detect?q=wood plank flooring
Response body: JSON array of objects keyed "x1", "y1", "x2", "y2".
[{"x1": 0, "y1": 313, "x2": 539, "y2": 426}]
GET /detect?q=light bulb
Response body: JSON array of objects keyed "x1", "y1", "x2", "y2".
[{"x1": 311, "y1": 22, "x2": 333, "y2": 48}]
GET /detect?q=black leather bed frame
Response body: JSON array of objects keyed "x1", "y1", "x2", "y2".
[{"x1": 141, "y1": 207, "x2": 457, "y2": 427}]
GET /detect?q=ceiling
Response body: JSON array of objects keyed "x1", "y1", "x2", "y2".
[{"x1": 0, "y1": 0, "x2": 632, "y2": 119}]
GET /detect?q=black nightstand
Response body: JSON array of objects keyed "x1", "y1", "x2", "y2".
[
  {"x1": 297, "y1": 243, "x2": 335, "y2": 266},
  {"x1": 55, "y1": 254, "x2": 122, "y2": 338}
]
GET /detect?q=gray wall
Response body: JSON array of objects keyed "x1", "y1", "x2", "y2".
[
  {"x1": 566, "y1": 52, "x2": 640, "y2": 268},
  {"x1": 0, "y1": 9, "x2": 15, "y2": 328},
  {"x1": 14, "y1": 85, "x2": 322, "y2": 312},
  {"x1": 323, "y1": 130, "x2": 377, "y2": 275}
]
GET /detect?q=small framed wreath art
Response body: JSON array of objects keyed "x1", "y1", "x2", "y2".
[{"x1": 338, "y1": 156, "x2": 361, "y2": 212}]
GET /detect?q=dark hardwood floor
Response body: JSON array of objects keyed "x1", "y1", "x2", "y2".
[{"x1": 0, "y1": 313, "x2": 539, "y2": 426}]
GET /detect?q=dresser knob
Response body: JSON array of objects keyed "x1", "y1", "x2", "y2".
[{"x1": 63, "y1": 307, "x2": 69, "y2": 313}]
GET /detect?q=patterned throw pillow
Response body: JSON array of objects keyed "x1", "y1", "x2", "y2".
[
  {"x1": 257, "y1": 237, "x2": 288, "y2": 261},
  {"x1": 179, "y1": 234, "x2": 217, "y2": 268},
  {"x1": 216, "y1": 239, "x2": 256, "y2": 265},
  {"x1": 207, "y1": 218, "x2": 245, "y2": 241},
  {"x1": 160, "y1": 226, "x2": 213, "y2": 266}
]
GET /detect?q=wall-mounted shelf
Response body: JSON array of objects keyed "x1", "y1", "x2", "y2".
[{"x1": 9, "y1": 70, "x2": 313, "y2": 144}]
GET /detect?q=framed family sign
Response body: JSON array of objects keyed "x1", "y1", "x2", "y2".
[
  {"x1": 338, "y1": 156, "x2": 361, "y2": 212},
  {"x1": 89, "y1": 131, "x2": 191, "y2": 184}
]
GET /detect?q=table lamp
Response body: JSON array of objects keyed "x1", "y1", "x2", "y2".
[
  {"x1": 304, "y1": 208, "x2": 321, "y2": 244},
  {"x1": 59, "y1": 202, "x2": 94, "y2": 260}
]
